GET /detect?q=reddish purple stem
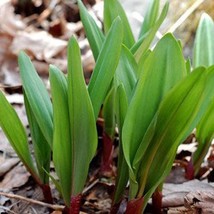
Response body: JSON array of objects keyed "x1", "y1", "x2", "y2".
[
  {"x1": 125, "y1": 197, "x2": 144, "y2": 214},
  {"x1": 152, "y1": 190, "x2": 162, "y2": 214},
  {"x1": 40, "y1": 184, "x2": 53, "y2": 204},
  {"x1": 100, "y1": 132, "x2": 114, "y2": 174},
  {"x1": 110, "y1": 201, "x2": 121, "y2": 214},
  {"x1": 62, "y1": 194, "x2": 82, "y2": 214},
  {"x1": 185, "y1": 158, "x2": 195, "y2": 180},
  {"x1": 70, "y1": 194, "x2": 82, "y2": 214}
]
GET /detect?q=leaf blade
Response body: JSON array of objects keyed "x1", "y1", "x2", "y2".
[
  {"x1": 193, "y1": 13, "x2": 214, "y2": 68},
  {"x1": 78, "y1": 0, "x2": 105, "y2": 60},
  {"x1": 88, "y1": 17, "x2": 123, "y2": 119},
  {"x1": 0, "y1": 91, "x2": 38, "y2": 181},
  {"x1": 24, "y1": 93, "x2": 51, "y2": 185},
  {"x1": 104, "y1": 0, "x2": 135, "y2": 48},
  {"x1": 67, "y1": 37, "x2": 98, "y2": 196},
  {"x1": 18, "y1": 52, "x2": 53, "y2": 147},
  {"x1": 49, "y1": 65, "x2": 71, "y2": 206}
]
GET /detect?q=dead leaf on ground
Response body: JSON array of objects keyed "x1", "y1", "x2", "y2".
[
  {"x1": 184, "y1": 191, "x2": 214, "y2": 214},
  {"x1": 162, "y1": 180, "x2": 214, "y2": 208},
  {"x1": 5, "y1": 93, "x2": 23, "y2": 104},
  {"x1": 0, "y1": 193, "x2": 11, "y2": 214},
  {"x1": 0, "y1": 0, "x2": 26, "y2": 36},
  {"x1": 0, "y1": 163, "x2": 30, "y2": 190},
  {"x1": 1, "y1": 54, "x2": 20, "y2": 86},
  {"x1": 165, "y1": 165, "x2": 188, "y2": 184},
  {"x1": 11, "y1": 31, "x2": 67, "y2": 61},
  {"x1": 0, "y1": 129, "x2": 15, "y2": 156},
  {"x1": 0, "y1": 158, "x2": 19, "y2": 177}
]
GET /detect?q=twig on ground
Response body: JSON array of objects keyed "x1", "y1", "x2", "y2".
[
  {"x1": 0, "y1": 191, "x2": 64, "y2": 211},
  {"x1": 167, "y1": 0, "x2": 205, "y2": 33}
]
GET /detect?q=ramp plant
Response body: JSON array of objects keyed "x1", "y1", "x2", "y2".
[
  {"x1": 50, "y1": 12, "x2": 123, "y2": 211},
  {"x1": 192, "y1": 13, "x2": 214, "y2": 176},
  {"x1": 49, "y1": 36, "x2": 98, "y2": 213},
  {"x1": 0, "y1": 52, "x2": 53, "y2": 203},
  {"x1": 79, "y1": 1, "x2": 214, "y2": 213},
  {"x1": 78, "y1": 0, "x2": 168, "y2": 176},
  {"x1": 1, "y1": 1, "x2": 214, "y2": 214}
]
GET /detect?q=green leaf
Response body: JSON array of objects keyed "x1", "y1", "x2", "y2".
[
  {"x1": 24, "y1": 93, "x2": 51, "y2": 185},
  {"x1": 194, "y1": 98, "x2": 214, "y2": 174},
  {"x1": 88, "y1": 17, "x2": 123, "y2": 119},
  {"x1": 115, "y1": 45, "x2": 138, "y2": 101},
  {"x1": 186, "y1": 58, "x2": 192, "y2": 74},
  {"x1": 138, "y1": 0, "x2": 160, "y2": 38},
  {"x1": 18, "y1": 52, "x2": 53, "y2": 147},
  {"x1": 67, "y1": 37, "x2": 97, "y2": 196},
  {"x1": 104, "y1": 0, "x2": 135, "y2": 48},
  {"x1": 122, "y1": 34, "x2": 186, "y2": 191},
  {"x1": 135, "y1": 67, "x2": 214, "y2": 208},
  {"x1": 0, "y1": 91, "x2": 38, "y2": 182},
  {"x1": 132, "y1": 2, "x2": 169, "y2": 62},
  {"x1": 103, "y1": 86, "x2": 116, "y2": 139},
  {"x1": 113, "y1": 84, "x2": 129, "y2": 204},
  {"x1": 49, "y1": 65, "x2": 71, "y2": 206},
  {"x1": 193, "y1": 13, "x2": 214, "y2": 68},
  {"x1": 78, "y1": 0, "x2": 105, "y2": 60}
]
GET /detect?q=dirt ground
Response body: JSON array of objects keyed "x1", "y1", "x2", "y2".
[{"x1": 0, "y1": 0, "x2": 214, "y2": 213}]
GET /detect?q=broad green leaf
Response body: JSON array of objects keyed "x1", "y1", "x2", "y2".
[
  {"x1": 193, "y1": 13, "x2": 214, "y2": 68},
  {"x1": 78, "y1": 0, "x2": 104, "y2": 60},
  {"x1": 136, "y1": 67, "x2": 214, "y2": 207},
  {"x1": 194, "y1": 98, "x2": 214, "y2": 173},
  {"x1": 67, "y1": 37, "x2": 97, "y2": 196},
  {"x1": 103, "y1": 86, "x2": 116, "y2": 139},
  {"x1": 186, "y1": 58, "x2": 191, "y2": 74},
  {"x1": 115, "y1": 45, "x2": 138, "y2": 101},
  {"x1": 88, "y1": 17, "x2": 123, "y2": 119},
  {"x1": 24, "y1": 93, "x2": 51, "y2": 185},
  {"x1": 135, "y1": 50, "x2": 151, "y2": 80},
  {"x1": 104, "y1": 0, "x2": 134, "y2": 48},
  {"x1": 18, "y1": 52, "x2": 53, "y2": 147},
  {"x1": 49, "y1": 65, "x2": 71, "y2": 206},
  {"x1": 192, "y1": 13, "x2": 214, "y2": 173},
  {"x1": 132, "y1": 2, "x2": 169, "y2": 62},
  {"x1": 138, "y1": 0, "x2": 160, "y2": 38},
  {"x1": 122, "y1": 34, "x2": 186, "y2": 190},
  {"x1": 0, "y1": 91, "x2": 38, "y2": 181},
  {"x1": 113, "y1": 84, "x2": 129, "y2": 204}
]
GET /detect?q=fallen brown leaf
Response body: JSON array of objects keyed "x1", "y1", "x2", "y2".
[
  {"x1": 184, "y1": 191, "x2": 214, "y2": 214},
  {"x1": 0, "y1": 158, "x2": 19, "y2": 177},
  {"x1": 11, "y1": 31, "x2": 67, "y2": 61},
  {"x1": 162, "y1": 180, "x2": 214, "y2": 208},
  {"x1": 0, "y1": 0, "x2": 26, "y2": 36},
  {"x1": 0, "y1": 164, "x2": 30, "y2": 189}
]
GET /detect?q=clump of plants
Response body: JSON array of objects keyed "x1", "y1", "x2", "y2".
[{"x1": 0, "y1": 0, "x2": 214, "y2": 213}]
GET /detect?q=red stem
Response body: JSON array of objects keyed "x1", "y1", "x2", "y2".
[
  {"x1": 62, "y1": 194, "x2": 82, "y2": 214},
  {"x1": 100, "y1": 132, "x2": 114, "y2": 175},
  {"x1": 70, "y1": 194, "x2": 82, "y2": 214},
  {"x1": 63, "y1": 194, "x2": 82, "y2": 214},
  {"x1": 125, "y1": 197, "x2": 144, "y2": 214},
  {"x1": 40, "y1": 184, "x2": 53, "y2": 204},
  {"x1": 152, "y1": 190, "x2": 162, "y2": 214},
  {"x1": 110, "y1": 201, "x2": 121, "y2": 214},
  {"x1": 185, "y1": 158, "x2": 194, "y2": 180}
]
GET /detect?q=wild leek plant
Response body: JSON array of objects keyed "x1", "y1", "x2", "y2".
[
  {"x1": 78, "y1": 0, "x2": 168, "y2": 176},
  {"x1": 191, "y1": 13, "x2": 214, "y2": 176},
  {"x1": 0, "y1": 52, "x2": 53, "y2": 203},
  {"x1": 49, "y1": 36, "x2": 98, "y2": 213},
  {"x1": 0, "y1": 6, "x2": 123, "y2": 213},
  {"x1": 1, "y1": 1, "x2": 214, "y2": 214},
  {"x1": 79, "y1": 0, "x2": 214, "y2": 213}
]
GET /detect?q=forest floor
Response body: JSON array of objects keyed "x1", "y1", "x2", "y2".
[{"x1": 0, "y1": 0, "x2": 214, "y2": 213}]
